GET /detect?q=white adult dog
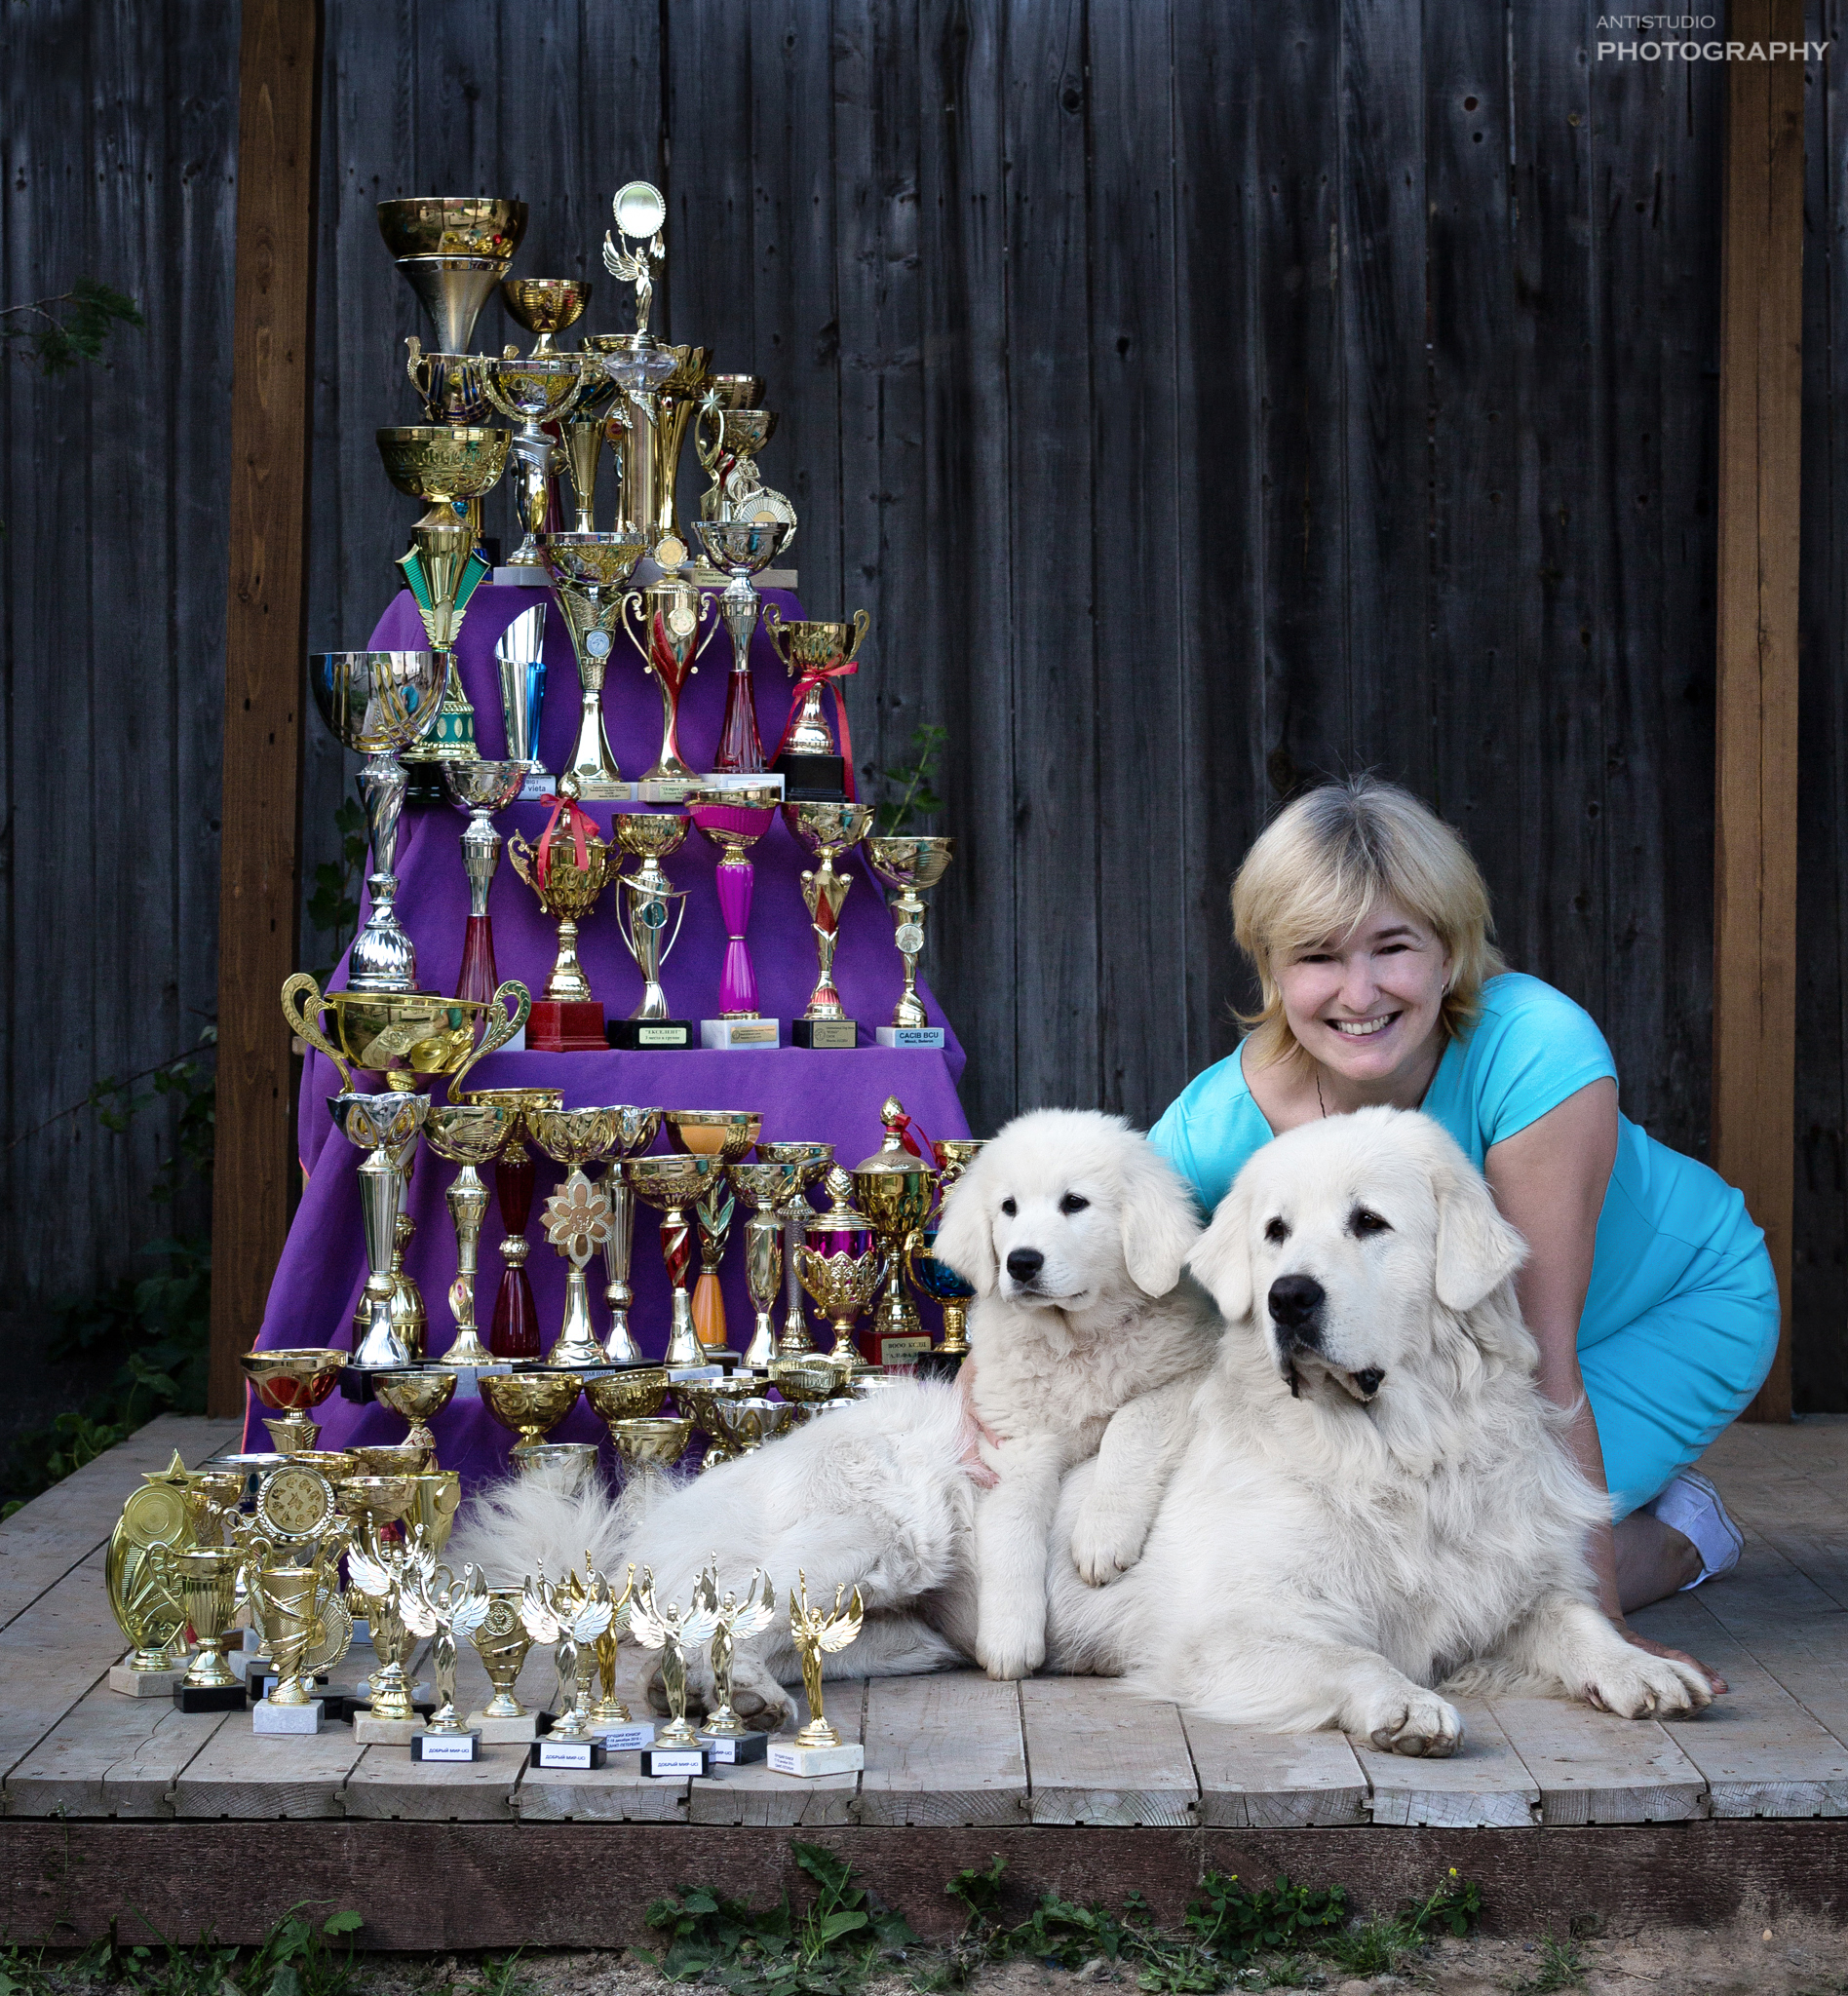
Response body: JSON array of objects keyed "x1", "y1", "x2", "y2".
[
  {"x1": 1041, "y1": 1107, "x2": 1714, "y2": 1753},
  {"x1": 451, "y1": 1108, "x2": 1217, "y2": 1719}
]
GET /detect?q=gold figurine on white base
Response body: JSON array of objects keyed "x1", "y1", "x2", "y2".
[{"x1": 769, "y1": 1572, "x2": 865, "y2": 1777}]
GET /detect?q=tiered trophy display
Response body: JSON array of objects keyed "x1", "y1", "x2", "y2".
[{"x1": 196, "y1": 173, "x2": 992, "y2": 1773}]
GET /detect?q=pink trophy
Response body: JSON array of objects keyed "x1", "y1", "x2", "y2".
[{"x1": 688, "y1": 787, "x2": 781, "y2": 1050}]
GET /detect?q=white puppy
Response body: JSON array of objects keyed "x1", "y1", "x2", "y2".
[
  {"x1": 933, "y1": 1109, "x2": 1218, "y2": 1677},
  {"x1": 1043, "y1": 1107, "x2": 1713, "y2": 1752},
  {"x1": 450, "y1": 1110, "x2": 1217, "y2": 1714}
]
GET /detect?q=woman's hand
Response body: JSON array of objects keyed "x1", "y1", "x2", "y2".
[{"x1": 1618, "y1": 1624, "x2": 1728, "y2": 1696}]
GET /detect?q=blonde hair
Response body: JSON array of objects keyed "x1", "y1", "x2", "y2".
[{"x1": 1232, "y1": 777, "x2": 1505, "y2": 1072}]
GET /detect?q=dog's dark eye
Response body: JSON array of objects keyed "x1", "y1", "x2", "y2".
[
  {"x1": 1264, "y1": 1217, "x2": 1290, "y2": 1245},
  {"x1": 1001, "y1": 1198, "x2": 1017, "y2": 1217},
  {"x1": 1350, "y1": 1208, "x2": 1391, "y2": 1237},
  {"x1": 1059, "y1": 1194, "x2": 1090, "y2": 1215}
]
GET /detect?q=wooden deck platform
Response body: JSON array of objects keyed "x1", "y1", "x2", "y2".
[{"x1": 0, "y1": 1414, "x2": 1843, "y2": 1946}]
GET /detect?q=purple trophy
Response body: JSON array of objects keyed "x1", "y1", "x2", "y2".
[{"x1": 688, "y1": 787, "x2": 781, "y2": 1050}]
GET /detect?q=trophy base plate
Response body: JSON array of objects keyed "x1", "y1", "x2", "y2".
[
  {"x1": 861, "y1": 1329, "x2": 935, "y2": 1370},
  {"x1": 530, "y1": 1738, "x2": 606, "y2": 1771},
  {"x1": 767, "y1": 1739, "x2": 865, "y2": 1778},
  {"x1": 529, "y1": 999, "x2": 608, "y2": 1053},
  {"x1": 876, "y1": 1026, "x2": 945, "y2": 1050},
  {"x1": 793, "y1": 1017, "x2": 858, "y2": 1050},
  {"x1": 608, "y1": 1017, "x2": 693, "y2": 1050},
  {"x1": 591, "y1": 1719, "x2": 656, "y2": 1749},
  {"x1": 771, "y1": 751, "x2": 846, "y2": 801},
  {"x1": 251, "y1": 1697, "x2": 325, "y2": 1735},
  {"x1": 252, "y1": 1670, "x2": 330, "y2": 1702},
  {"x1": 639, "y1": 1744, "x2": 712, "y2": 1779},
  {"x1": 491, "y1": 564, "x2": 554, "y2": 589},
  {"x1": 702, "y1": 1017, "x2": 781, "y2": 1050},
  {"x1": 110, "y1": 1663, "x2": 186, "y2": 1698},
  {"x1": 354, "y1": 1710, "x2": 430, "y2": 1745},
  {"x1": 698, "y1": 1729, "x2": 769, "y2": 1764},
  {"x1": 412, "y1": 1729, "x2": 482, "y2": 1762},
  {"x1": 519, "y1": 769, "x2": 558, "y2": 800},
  {"x1": 173, "y1": 1683, "x2": 248, "y2": 1713},
  {"x1": 468, "y1": 1710, "x2": 546, "y2": 1743}
]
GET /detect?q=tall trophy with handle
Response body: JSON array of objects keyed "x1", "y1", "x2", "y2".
[
  {"x1": 610, "y1": 812, "x2": 692, "y2": 1049},
  {"x1": 866, "y1": 835, "x2": 954, "y2": 1049},
  {"x1": 785, "y1": 801, "x2": 874, "y2": 1048}
]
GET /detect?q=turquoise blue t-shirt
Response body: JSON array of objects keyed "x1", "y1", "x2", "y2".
[{"x1": 1147, "y1": 973, "x2": 1766, "y2": 1350}]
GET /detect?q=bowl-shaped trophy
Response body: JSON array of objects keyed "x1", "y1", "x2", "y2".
[
  {"x1": 376, "y1": 426, "x2": 510, "y2": 532},
  {"x1": 307, "y1": 651, "x2": 443, "y2": 995},
  {"x1": 513, "y1": 1441, "x2": 601, "y2": 1494},
  {"x1": 625, "y1": 1153, "x2": 725, "y2": 1365},
  {"x1": 421, "y1": 1100, "x2": 519, "y2": 1366},
  {"x1": 404, "y1": 340, "x2": 495, "y2": 427},
  {"x1": 537, "y1": 530, "x2": 652, "y2": 795},
  {"x1": 666, "y1": 1111, "x2": 763, "y2": 1164},
  {"x1": 281, "y1": 976, "x2": 529, "y2": 1095},
  {"x1": 342, "y1": 1473, "x2": 419, "y2": 1541},
  {"x1": 866, "y1": 836, "x2": 955, "y2": 1035},
  {"x1": 584, "y1": 1365, "x2": 671, "y2": 1432},
  {"x1": 346, "y1": 1441, "x2": 432, "y2": 1478},
  {"x1": 770, "y1": 1354, "x2": 845, "y2": 1404},
  {"x1": 784, "y1": 801, "x2": 876, "y2": 1043},
  {"x1": 606, "y1": 1414, "x2": 694, "y2": 1479},
  {"x1": 691, "y1": 523, "x2": 792, "y2": 774},
  {"x1": 502, "y1": 276, "x2": 591, "y2": 355},
  {"x1": 377, "y1": 196, "x2": 526, "y2": 354},
  {"x1": 483, "y1": 354, "x2": 588, "y2": 568},
  {"x1": 480, "y1": 1368, "x2": 585, "y2": 1457},
  {"x1": 454, "y1": 1086, "x2": 563, "y2": 1359},
  {"x1": 372, "y1": 1368, "x2": 458, "y2": 1459},
  {"x1": 706, "y1": 1396, "x2": 800, "y2": 1458},
  {"x1": 754, "y1": 1140, "x2": 836, "y2": 1356},
  {"x1": 239, "y1": 1348, "x2": 346, "y2": 1455},
  {"x1": 507, "y1": 785, "x2": 619, "y2": 1054},
  {"x1": 526, "y1": 1106, "x2": 623, "y2": 1366},
  {"x1": 678, "y1": 1374, "x2": 768, "y2": 1470},
  {"x1": 595, "y1": 1104, "x2": 664, "y2": 1363}
]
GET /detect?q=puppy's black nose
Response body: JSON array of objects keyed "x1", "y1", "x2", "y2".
[
  {"x1": 1267, "y1": 1274, "x2": 1325, "y2": 1334},
  {"x1": 1006, "y1": 1248, "x2": 1044, "y2": 1285}
]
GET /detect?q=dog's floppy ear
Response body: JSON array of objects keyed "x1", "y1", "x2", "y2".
[
  {"x1": 932, "y1": 1162, "x2": 998, "y2": 1297},
  {"x1": 1185, "y1": 1180, "x2": 1252, "y2": 1322},
  {"x1": 1433, "y1": 1160, "x2": 1527, "y2": 1313},
  {"x1": 1118, "y1": 1142, "x2": 1205, "y2": 1296}
]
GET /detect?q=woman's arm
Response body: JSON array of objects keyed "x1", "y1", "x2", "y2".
[{"x1": 1483, "y1": 1080, "x2": 1725, "y2": 1692}]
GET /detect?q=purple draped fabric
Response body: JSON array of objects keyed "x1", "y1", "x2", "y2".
[{"x1": 248, "y1": 580, "x2": 969, "y2": 1486}]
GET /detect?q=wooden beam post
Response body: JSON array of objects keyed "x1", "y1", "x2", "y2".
[
  {"x1": 209, "y1": 0, "x2": 322, "y2": 1418},
  {"x1": 1714, "y1": 2, "x2": 1804, "y2": 1423}
]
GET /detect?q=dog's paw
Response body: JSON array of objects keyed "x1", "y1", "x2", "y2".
[
  {"x1": 1582, "y1": 1650, "x2": 1713, "y2": 1720},
  {"x1": 730, "y1": 1662, "x2": 795, "y2": 1730},
  {"x1": 976, "y1": 1596, "x2": 1047, "y2": 1681},
  {"x1": 1355, "y1": 1685, "x2": 1463, "y2": 1758},
  {"x1": 1069, "y1": 1501, "x2": 1148, "y2": 1588}
]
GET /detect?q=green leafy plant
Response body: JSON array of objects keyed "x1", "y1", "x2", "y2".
[
  {"x1": 305, "y1": 796, "x2": 368, "y2": 982},
  {"x1": 1512, "y1": 1933, "x2": 1589, "y2": 1994},
  {"x1": 643, "y1": 1844, "x2": 916, "y2": 1996},
  {"x1": 0, "y1": 277, "x2": 144, "y2": 375},
  {"x1": 869, "y1": 723, "x2": 946, "y2": 836}
]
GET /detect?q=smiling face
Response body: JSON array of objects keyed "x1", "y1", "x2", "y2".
[{"x1": 1271, "y1": 900, "x2": 1451, "y2": 1095}]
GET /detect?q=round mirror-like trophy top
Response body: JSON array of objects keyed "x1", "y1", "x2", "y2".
[{"x1": 612, "y1": 182, "x2": 668, "y2": 240}]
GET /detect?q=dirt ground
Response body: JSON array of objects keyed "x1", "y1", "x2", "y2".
[{"x1": 345, "y1": 1914, "x2": 1848, "y2": 1996}]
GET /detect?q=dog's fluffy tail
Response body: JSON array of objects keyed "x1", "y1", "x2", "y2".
[{"x1": 446, "y1": 1463, "x2": 682, "y2": 1588}]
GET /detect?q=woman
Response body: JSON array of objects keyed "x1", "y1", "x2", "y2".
[{"x1": 1149, "y1": 778, "x2": 1778, "y2": 1689}]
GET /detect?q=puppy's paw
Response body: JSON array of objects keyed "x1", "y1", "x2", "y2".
[
  {"x1": 1582, "y1": 1651, "x2": 1713, "y2": 1720},
  {"x1": 730, "y1": 1662, "x2": 794, "y2": 1730},
  {"x1": 1069, "y1": 1499, "x2": 1149, "y2": 1588},
  {"x1": 1356, "y1": 1685, "x2": 1463, "y2": 1758},
  {"x1": 976, "y1": 1596, "x2": 1047, "y2": 1681}
]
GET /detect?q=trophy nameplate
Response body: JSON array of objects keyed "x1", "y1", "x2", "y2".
[
  {"x1": 608, "y1": 1017, "x2": 693, "y2": 1050},
  {"x1": 876, "y1": 1027, "x2": 945, "y2": 1050},
  {"x1": 531, "y1": 1737, "x2": 606, "y2": 1770},
  {"x1": 412, "y1": 1729, "x2": 482, "y2": 1762},
  {"x1": 701, "y1": 1018, "x2": 780, "y2": 1050},
  {"x1": 793, "y1": 1018, "x2": 857, "y2": 1050},
  {"x1": 592, "y1": 1718, "x2": 656, "y2": 1750},
  {"x1": 639, "y1": 1744, "x2": 712, "y2": 1779},
  {"x1": 862, "y1": 1330, "x2": 933, "y2": 1370}
]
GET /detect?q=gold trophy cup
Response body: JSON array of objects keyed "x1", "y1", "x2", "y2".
[
  {"x1": 537, "y1": 530, "x2": 651, "y2": 795},
  {"x1": 866, "y1": 836, "x2": 954, "y2": 1037},
  {"x1": 626, "y1": 1153, "x2": 725, "y2": 1365},
  {"x1": 526, "y1": 1106, "x2": 624, "y2": 1366},
  {"x1": 239, "y1": 1348, "x2": 346, "y2": 1455},
  {"x1": 784, "y1": 802, "x2": 875, "y2": 1047}
]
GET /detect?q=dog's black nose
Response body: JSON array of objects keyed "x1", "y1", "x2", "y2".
[
  {"x1": 1267, "y1": 1274, "x2": 1325, "y2": 1333},
  {"x1": 1005, "y1": 1248, "x2": 1044, "y2": 1285}
]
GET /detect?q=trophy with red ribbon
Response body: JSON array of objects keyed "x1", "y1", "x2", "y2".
[
  {"x1": 687, "y1": 787, "x2": 781, "y2": 1049},
  {"x1": 507, "y1": 774, "x2": 618, "y2": 1051},
  {"x1": 765, "y1": 608, "x2": 867, "y2": 802},
  {"x1": 784, "y1": 801, "x2": 874, "y2": 1049},
  {"x1": 621, "y1": 574, "x2": 721, "y2": 794}
]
